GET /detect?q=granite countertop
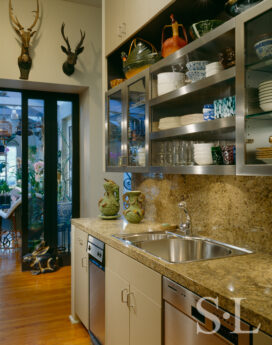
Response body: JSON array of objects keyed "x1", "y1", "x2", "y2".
[{"x1": 72, "y1": 217, "x2": 272, "y2": 335}]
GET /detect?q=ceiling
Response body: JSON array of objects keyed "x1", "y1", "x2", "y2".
[{"x1": 62, "y1": 0, "x2": 101, "y2": 8}]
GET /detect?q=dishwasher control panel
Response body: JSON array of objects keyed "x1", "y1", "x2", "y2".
[{"x1": 87, "y1": 235, "x2": 105, "y2": 265}]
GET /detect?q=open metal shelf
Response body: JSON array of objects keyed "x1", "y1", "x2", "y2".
[
  {"x1": 150, "y1": 67, "x2": 236, "y2": 108},
  {"x1": 150, "y1": 165, "x2": 236, "y2": 175},
  {"x1": 150, "y1": 117, "x2": 235, "y2": 140}
]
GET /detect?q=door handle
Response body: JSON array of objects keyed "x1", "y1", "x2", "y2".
[
  {"x1": 127, "y1": 292, "x2": 136, "y2": 308},
  {"x1": 121, "y1": 288, "x2": 129, "y2": 303}
]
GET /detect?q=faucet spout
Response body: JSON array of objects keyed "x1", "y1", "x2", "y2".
[{"x1": 178, "y1": 201, "x2": 192, "y2": 236}]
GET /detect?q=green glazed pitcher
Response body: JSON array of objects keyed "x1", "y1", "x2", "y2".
[
  {"x1": 98, "y1": 179, "x2": 120, "y2": 217},
  {"x1": 123, "y1": 191, "x2": 145, "y2": 224}
]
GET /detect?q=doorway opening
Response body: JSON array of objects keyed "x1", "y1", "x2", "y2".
[{"x1": 0, "y1": 89, "x2": 79, "y2": 269}]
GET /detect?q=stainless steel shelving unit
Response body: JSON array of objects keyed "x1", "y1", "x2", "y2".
[{"x1": 105, "y1": 0, "x2": 272, "y2": 176}]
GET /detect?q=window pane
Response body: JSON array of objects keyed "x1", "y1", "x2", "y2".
[{"x1": 57, "y1": 101, "x2": 73, "y2": 253}]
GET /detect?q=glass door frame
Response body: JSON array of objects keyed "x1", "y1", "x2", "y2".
[
  {"x1": 0, "y1": 87, "x2": 79, "y2": 266},
  {"x1": 105, "y1": 68, "x2": 150, "y2": 173},
  {"x1": 236, "y1": 0, "x2": 272, "y2": 176}
]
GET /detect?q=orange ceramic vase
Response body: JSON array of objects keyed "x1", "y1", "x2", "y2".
[{"x1": 161, "y1": 14, "x2": 188, "y2": 58}]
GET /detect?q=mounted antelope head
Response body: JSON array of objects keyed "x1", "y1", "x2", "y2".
[
  {"x1": 61, "y1": 23, "x2": 86, "y2": 76},
  {"x1": 9, "y1": 0, "x2": 40, "y2": 80}
]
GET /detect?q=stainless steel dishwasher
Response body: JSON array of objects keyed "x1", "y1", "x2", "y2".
[
  {"x1": 163, "y1": 277, "x2": 251, "y2": 345},
  {"x1": 88, "y1": 235, "x2": 105, "y2": 345}
]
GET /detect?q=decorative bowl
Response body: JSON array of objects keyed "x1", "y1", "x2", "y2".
[
  {"x1": 186, "y1": 70, "x2": 206, "y2": 83},
  {"x1": 254, "y1": 38, "x2": 272, "y2": 60},
  {"x1": 186, "y1": 61, "x2": 209, "y2": 71},
  {"x1": 260, "y1": 102, "x2": 272, "y2": 112},
  {"x1": 225, "y1": 0, "x2": 264, "y2": 17},
  {"x1": 110, "y1": 78, "x2": 125, "y2": 88},
  {"x1": 189, "y1": 20, "x2": 224, "y2": 40}
]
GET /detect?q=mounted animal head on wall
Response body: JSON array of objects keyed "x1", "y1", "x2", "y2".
[
  {"x1": 61, "y1": 23, "x2": 86, "y2": 76},
  {"x1": 9, "y1": 0, "x2": 40, "y2": 80}
]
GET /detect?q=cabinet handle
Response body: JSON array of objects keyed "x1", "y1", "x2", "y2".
[
  {"x1": 121, "y1": 288, "x2": 129, "y2": 303},
  {"x1": 127, "y1": 292, "x2": 136, "y2": 308},
  {"x1": 118, "y1": 25, "x2": 122, "y2": 39},
  {"x1": 121, "y1": 22, "x2": 126, "y2": 35},
  {"x1": 81, "y1": 257, "x2": 87, "y2": 269}
]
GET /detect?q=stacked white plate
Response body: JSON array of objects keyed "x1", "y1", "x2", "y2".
[
  {"x1": 158, "y1": 116, "x2": 181, "y2": 130},
  {"x1": 194, "y1": 143, "x2": 214, "y2": 165},
  {"x1": 157, "y1": 72, "x2": 185, "y2": 96},
  {"x1": 205, "y1": 62, "x2": 223, "y2": 77},
  {"x1": 259, "y1": 80, "x2": 272, "y2": 112},
  {"x1": 179, "y1": 114, "x2": 204, "y2": 126}
]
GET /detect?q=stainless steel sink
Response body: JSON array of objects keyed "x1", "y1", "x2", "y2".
[{"x1": 113, "y1": 232, "x2": 252, "y2": 263}]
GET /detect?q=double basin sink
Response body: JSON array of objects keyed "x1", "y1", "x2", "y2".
[{"x1": 113, "y1": 231, "x2": 252, "y2": 263}]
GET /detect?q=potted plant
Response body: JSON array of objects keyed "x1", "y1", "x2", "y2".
[{"x1": 0, "y1": 180, "x2": 11, "y2": 209}]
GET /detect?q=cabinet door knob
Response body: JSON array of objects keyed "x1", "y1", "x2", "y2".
[
  {"x1": 127, "y1": 292, "x2": 136, "y2": 308},
  {"x1": 121, "y1": 288, "x2": 129, "y2": 303}
]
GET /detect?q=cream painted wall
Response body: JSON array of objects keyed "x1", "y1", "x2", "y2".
[{"x1": 0, "y1": 0, "x2": 123, "y2": 217}]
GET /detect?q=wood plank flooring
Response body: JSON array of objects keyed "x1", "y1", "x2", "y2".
[{"x1": 0, "y1": 250, "x2": 91, "y2": 345}]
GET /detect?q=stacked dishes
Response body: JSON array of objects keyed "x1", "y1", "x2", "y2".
[
  {"x1": 256, "y1": 147, "x2": 272, "y2": 164},
  {"x1": 179, "y1": 114, "x2": 204, "y2": 126},
  {"x1": 259, "y1": 80, "x2": 272, "y2": 112},
  {"x1": 158, "y1": 117, "x2": 181, "y2": 130},
  {"x1": 194, "y1": 143, "x2": 214, "y2": 165},
  {"x1": 186, "y1": 61, "x2": 208, "y2": 83},
  {"x1": 157, "y1": 72, "x2": 185, "y2": 96},
  {"x1": 205, "y1": 62, "x2": 223, "y2": 77}
]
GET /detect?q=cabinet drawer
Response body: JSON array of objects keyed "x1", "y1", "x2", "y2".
[{"x1": 106, "y1": 245, "x2": 161, "y2": 305}]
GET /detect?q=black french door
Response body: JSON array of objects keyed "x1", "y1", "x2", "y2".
[{"x1": 0, "y1": 88, "x2": 79, "y2": 268}]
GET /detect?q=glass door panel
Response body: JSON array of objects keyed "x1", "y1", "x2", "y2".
[
  {"x1": 244, "y1": 8, "x2": 272, "y2": 165},
  {"x1": 27, "y1": 99, "x2": 44, "y2": 251},
  {"x1": 108, "y1": 90, "x2": 123, "y2": 167},
  {"x1": 127, "y1": 78, "x2": 146, "y2": 167},
  {"x1": 57, "y1": 101, "x2": 73, "y2": 254},
  {"x1": 0, "y1": 90, "x2": 22, "y2": 249}
]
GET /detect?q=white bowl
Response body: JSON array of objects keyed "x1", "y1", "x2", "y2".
[
  {"x1": 157, "y1": 72, "x2": 185, "y2": 83},
  {"x1": 157, "y1": 81, "x2": 184, "y2": 96},
  {"x1": 194, "y1": 143, "x2": 214, "y2": 148},
  {"x1": 260, "y1": 102, "x2": 272, "y2": 112},
  {"x1": 206, "y1": 70, "x2": 220, "y2": 77},
  {"x1": 194, "y1": 159, "x2": 213, "y2": 165},
  {"x1": 259, "y1": 87, "x2": 272, "y2": 94}
]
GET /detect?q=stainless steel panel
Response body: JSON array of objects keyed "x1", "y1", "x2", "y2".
[
  {"x1": 150, "y1": 165, "x2": 236, "y2": 176},
  {"x1": 165, "y1": 302, "x2": 228, "y2": 345},
  {"x1": 89, "y1": 262, "x2": 105, "y2": 345},
  {"x1": 150, "y1": 117, "x2": 235, "y2": 141}
]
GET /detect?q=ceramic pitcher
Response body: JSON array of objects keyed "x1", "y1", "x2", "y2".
[
  {"x1": 123, "y1": 191, "x2": 145, "y2": 224},
  {"x1": 98, "y1": 179, "x2": 120, "y2": 217}
]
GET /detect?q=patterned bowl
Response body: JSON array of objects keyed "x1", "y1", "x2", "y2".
[
  {"x1": 186, "y1": 70, "x2": 206, "y2": 83},
  {"x1": 254, "y1": 38, "x2": 272, "y2": 60},
  {"x1": 186, "y1": 61, "x2": 209, "y2": 71}
]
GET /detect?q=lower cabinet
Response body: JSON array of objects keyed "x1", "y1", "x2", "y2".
[
  {"x1": 105, "y1": 245, "x2": 162, "y2": 345},
  {"x1": 72, "y1": 226, "x2": 89, "y2": 329}
]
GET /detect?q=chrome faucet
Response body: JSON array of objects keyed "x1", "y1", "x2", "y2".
[{"x1": 178, "y1": 201, "x2": 192, "y2": 236}]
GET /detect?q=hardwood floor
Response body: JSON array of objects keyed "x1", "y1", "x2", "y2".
[{"x1": 0, "y1": 249, "x2": 91, "y2": 345}]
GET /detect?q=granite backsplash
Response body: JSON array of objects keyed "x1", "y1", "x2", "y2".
[{"x1": 132, "y1": 174, "x2": 272, "y2": 254}]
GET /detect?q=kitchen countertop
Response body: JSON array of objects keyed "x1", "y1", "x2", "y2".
[{"x1": 72, "y1": 217, "x2": 272, "y2": 335}]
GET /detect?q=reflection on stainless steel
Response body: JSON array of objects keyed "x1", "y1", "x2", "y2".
[
  {"x1": 134, "y1": 237, "x2": 232, "y2": 263},
  {"x1": 113, "y1": 232, "x2": 252, "y2": 263}
]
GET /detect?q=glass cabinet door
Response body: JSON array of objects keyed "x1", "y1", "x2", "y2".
[
  {"x1": 236, "y1": 2, "x2": 272, "y2": 175},
  {"x1": 126, "y1": 75, "x2": 148, "y2": 170},
  {"x1": 106, "y1": 89, "x2": 123, "y2": 169}
]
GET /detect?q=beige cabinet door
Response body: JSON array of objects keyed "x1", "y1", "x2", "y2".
[
  {"x1": 124, "y1": 0, "x2": 149, "y2": 39},
  {"x1": 105, "y1": 0, "x2": 125, "y2": 55},
  {"x1": 129, "y1": 284, "x2": 162, "y2": 345},
  {"x1": 148, "y1": 0, "x2": 176, "y2": 19},
  {"x1": 105, "y1": 268, "x2": 130, "y2": 345},
  {"x1": 74, "y1": 228, "x2": 89, "y2": 329}
]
